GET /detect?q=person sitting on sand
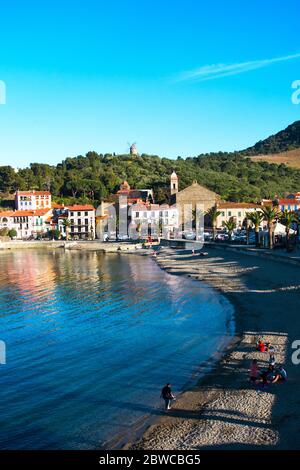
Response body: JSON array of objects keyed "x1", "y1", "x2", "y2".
[
  {"x1": 269, "y1": 353, "x2": 276, "y2": 367},
  {"x1": 256, "y1": 339, "x2": 271, "y2": 352},
  {"x1": 270, "y1": 366, "x2": 288, "y2": 383},
  {"x1": 250, "y1": 359, "x2": 259, "y2": 384},
  {"x1": 260, "y1": 370, "x2": 269, "y2": 388},
  {"x1": 161, "y1": 383, "x2": 175, "y2": 411}
]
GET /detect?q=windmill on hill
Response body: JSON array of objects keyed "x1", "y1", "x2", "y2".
[{"x1": 127, "y1": 142, "x2": 138, "y2": 156}]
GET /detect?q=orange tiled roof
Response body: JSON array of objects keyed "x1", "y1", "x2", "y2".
[
  {"x1": 16, "y1": 190, "x2": 51, "y2": 196},
  {"x1": 278, "y1": 199, "x2": 300, "y2": 205},
  {"x1": 67, "y1": 205, "x2": 95, "y2": 211},
  {"x1": 0, "y1": 209, "x2": 51, "y2": 217},
  {"x1": 217, "y1": 202, "x2": 261, "y2": 209}
]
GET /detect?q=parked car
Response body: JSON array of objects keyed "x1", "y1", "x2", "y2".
[
  {"x1": 182, "y1": 231, "x2": 196, "y2": 240},
  {"x1": 117, "y1": 234, "x2": 130, "y2": 241}
]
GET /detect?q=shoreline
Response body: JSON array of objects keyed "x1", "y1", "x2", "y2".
[
  {"x1": 1, "y1": 242, "x2": 299, "y2": 449},
  {"x1": 126, "y1": 245, "x2": 300, "y2": 450}
]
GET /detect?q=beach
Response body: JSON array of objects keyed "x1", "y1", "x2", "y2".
[{"x1": 129, "y1": 245, "x2": 300, "y2": 450}]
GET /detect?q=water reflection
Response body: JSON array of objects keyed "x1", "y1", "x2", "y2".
[{"x1": 0, "y1": 250, "x2": 234, "y2": 449}]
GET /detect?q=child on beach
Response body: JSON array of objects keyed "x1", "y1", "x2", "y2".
[
  {"x1": 269, "y1": 353, "x2": 276, "y2": 367},
  {"x1": 250, "y1": 359, "x2": 259, "y2": 384}
]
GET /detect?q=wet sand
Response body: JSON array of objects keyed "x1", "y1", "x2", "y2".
[{"x1": 128, "y1": 245, "x2": 300, "y2": 450}]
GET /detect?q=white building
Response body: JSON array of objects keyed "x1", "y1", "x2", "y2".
[
  {"x1": 130, "y1": 203, "x2": 179, "y2": 237},
  {"x1": 216, "y1": 202, "x2": 263, "y2": 229},
  {"x1": 57, "y1": 205, "x2": 95, "y2": 240},
  {"x1": 0, "y1": 208, "x2": 52, "y2": 239},
  {"x1": 15, "y1": 190, "x2": 52, "y2": 211}
]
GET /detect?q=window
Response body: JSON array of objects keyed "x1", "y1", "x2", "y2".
[
  {"x1": 228, "y1": 211, "x2": 232, "y2": 217},
  {"x1": 221, "y1": 211, "x2": 225, "y2": 217},
  {"x1": 70, "y1": 212, "x2": 74, "y2": 217},
  {"x1": 85, "y1": 219, "x2": 88, "y2": 225},
  {"x1": 77, "y1": 212, "x2": 81, "y2": 216},
  {"x1": 135, "y1": 212, "x2": 139, "y2": 217},
  {"x1": 238, "y1": 211, "x2": 242, "y2": 217},
  {"x1": 70, "y1": 219, "x2": 74, "y2": 224},
  {"x1": 78, "y1": 219, "x2": 81, "y2": 225},
  {"x1": 85, "y1": 212, "x2": 88, "y2": 216}
]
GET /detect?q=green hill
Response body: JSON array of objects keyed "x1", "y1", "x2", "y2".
[
  {"x1": 1, "y1": 149, "x2": 300, "y2": 207},
  {"x1": 241, "y1": 120, "x2": 300, "y2": 155}
]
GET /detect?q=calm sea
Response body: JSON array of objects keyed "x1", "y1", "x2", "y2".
[{"x1": 0, "y1": 250, "x2": 234, "y2": 449}]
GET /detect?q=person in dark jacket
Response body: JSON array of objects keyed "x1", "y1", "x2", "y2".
[{"x1": 161, "y1": 383, "x2": 175, "y2": 410}]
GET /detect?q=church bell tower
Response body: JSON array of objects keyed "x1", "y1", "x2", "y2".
[{"x1": 170, "y1": 171, "x2": 178, "y2": 196}]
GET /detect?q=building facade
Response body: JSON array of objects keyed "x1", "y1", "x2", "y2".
[
  {"x1": 130, "y1": 203, "x2": 179, "y2": 237},
  {"x1": 15, "y1": 190, "x2": 52, "y2": 211},
  {"x1": 0, "y1": 208, "x2": 52, "y2": 239},
  {"x1": 170, "y1": 173, "x2": 220, "y2": 213},
  {"x1": 57, "y1": 205, "x2": 95, "y2": 240},
  {"x1": 216, "y1": 202, "x2": 262, "y2": 229}
]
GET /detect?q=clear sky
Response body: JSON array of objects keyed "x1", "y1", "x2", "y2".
[{"x1": 0, "y1": 0, "x2": 300, "y2": 167}]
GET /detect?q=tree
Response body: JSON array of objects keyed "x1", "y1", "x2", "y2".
[
  {"x1": 0, "y1": 227, "x2": 9, "y2": 237},
  {"x1": 62, "y1": 218, "x2": 71, "y2": 241},
  {"x1": 261, "y1": 205, "x2": 278, "y2": 249},
  {"x1": 246, "y1": 210, "x2": 264, "y2": 247},
  {"x1": 0, "y1": 166, "x2": 16, "y2": 192},
  {"x1": 206, "y1": 206, "x2": 221, "y2": 240},
  {"x1": 48, "y1": 229, "x2": 61, "y2": 240},
  {"x1": 8, "y1": 229, "x2": 17, "y2": 239},
  {"x1": 279, "y1": 210, "x2": 298, "y2": 250},
  {"x1": 222, "y1": 217, "x2": 236, "y2": 241}
]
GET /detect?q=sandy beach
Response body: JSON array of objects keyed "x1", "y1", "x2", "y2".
[{"x1": 128, "y1": 245, "x2": 300, "y2": 450}]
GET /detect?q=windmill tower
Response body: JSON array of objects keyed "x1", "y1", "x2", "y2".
[
  {"x1": 170, "y1": 171, "x2": 178, "y2": 195},
  {"x1": 128, "y1": 142, "x2": 138, "y2": 156}
]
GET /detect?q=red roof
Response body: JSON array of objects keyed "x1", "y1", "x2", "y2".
[
  {"x1": 16, "y1": 190, "x2": 51, "y2": 196},
  {"x1": 67, "y1": 205, "x2": 95, "y2": 211},
  {"x1": 0, "y1": 209, "x2": 51, "y2": 217},
  {"x1": 278, "y1": 199, "x2": 300, "y2": 205}
]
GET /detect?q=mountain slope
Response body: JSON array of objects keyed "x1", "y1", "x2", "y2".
[
  {"x1": 250, "y1": 148, "x2": 300, "y2": 169},
  {"x1": 242, "y1": 121, "x2": 300, "y2": 155}
]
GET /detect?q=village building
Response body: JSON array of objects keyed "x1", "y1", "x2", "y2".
[
  {"x1": 278, "y1": 198, "x2": 300, "y2": 212},
  {"x1": 57, "y1": 205, "x2": 95, "y2": 240},
  {"x1": 130, "y1": 203, "x2": 178, "y2": 237},
  {"x1": 15, "y1": 190, "x2": 52, "y2": 211},
  {"x1": 216, "y1": 202, "x2": 262, "y2": 229},
  {"x1": 0, "y1": 208, "x2": 52, "y2": 239},
  {"x1": 170, "y1": 172, "x2": 220, "y2": 213},
  {"x1": 116, "y1": 181, "x2": 154, "y2": 205}
]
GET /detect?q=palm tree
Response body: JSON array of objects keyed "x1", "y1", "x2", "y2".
[
  {"x1": 206, "y1": 206, "x2": 221, "y2": 240},
  {"x1": 246, "y1": 210, "x2": 264, "y2": 247},
  {"x1": 222, "y1": 217, "x2": 236, "y2": 241},
  {"x1": 62, "y1": 218, "x2": 71, "y2": 241},
  {"x1": 279, "y1": 210, "x2": 298, "y2": 250},
  {"x1": 261, "y1": 205, "x2": 278, "y2": 249}
]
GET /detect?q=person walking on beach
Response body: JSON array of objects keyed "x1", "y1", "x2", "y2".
[{"x1": 161, "y1": 383, "x2": 175, "y2": 411}]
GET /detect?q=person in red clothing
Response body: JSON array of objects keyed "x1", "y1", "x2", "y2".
[{"x1": 256, "y1": 339, "x2": 271, "y2": 352}]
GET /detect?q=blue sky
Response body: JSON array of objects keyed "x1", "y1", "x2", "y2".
[{"x1": 0, "y1": 0, "x2": 300, "y2": 167}]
